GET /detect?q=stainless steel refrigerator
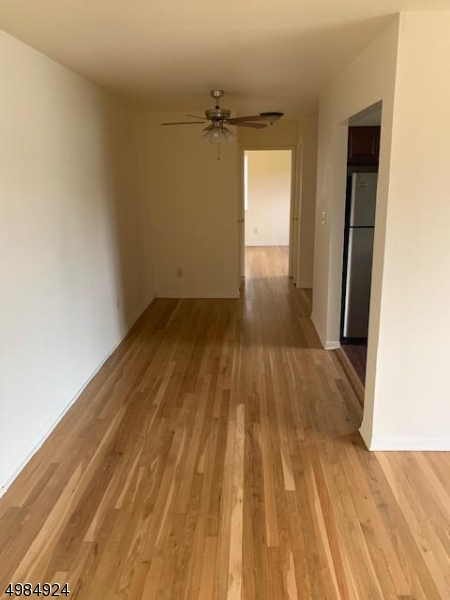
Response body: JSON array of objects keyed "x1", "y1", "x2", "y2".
[{"x1": 342, "y1": 172, "x2": 378, "y2": 339}]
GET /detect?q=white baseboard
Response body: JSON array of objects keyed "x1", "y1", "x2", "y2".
[
  {"x1": 155, "y1": 289, "x2": 240, "y2": 299},
  {"x1": 360, "y1": 423, "x2": 450, "y2": 451},
  {"x1": 310, "y1": 313, "x2": 340, "y2": 350},
  {"x1": 325, "y1": 340, "x2": 341, "y2": 350},
  {"x1": 245, "y1": 243, "x2": 289, "y2": 247},
  {"x1": 0, "y1": 295, "x2": 154, "y2": 497},
  {"x1": 364, "y1": 436, "x2": 450, "y2": 451}
]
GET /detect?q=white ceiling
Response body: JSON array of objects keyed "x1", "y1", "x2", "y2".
[{"x1": 1, "y1": 0, "x2": 449, "y2": 116}]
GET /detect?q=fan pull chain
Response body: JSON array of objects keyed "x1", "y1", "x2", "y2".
[{"x1": 217, "y1": 143, "x2": 221, "y2": 161}]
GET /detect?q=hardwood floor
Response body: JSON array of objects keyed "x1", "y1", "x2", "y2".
[
  {"x1": 342, "y1": 343, "x2": 368, "y2": 385},
  {"x1": 1, "y1": 246, "x2": 449, "y2": 599}
]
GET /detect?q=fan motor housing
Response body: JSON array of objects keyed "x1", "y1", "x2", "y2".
[{"x1": 205, "y1": 108, "x2": 231, "y2": 122}]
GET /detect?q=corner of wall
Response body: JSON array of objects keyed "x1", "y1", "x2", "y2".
[
  {"x1": 0, "y1": 294, "x2": 154, "y2": 498},
  {"x1": 359, "y1": 420, "x2": 373, "y2": 450},
  {"x1": 310, "y1": 312, "x2": 341, "y2": 350},
  {"x1": 0, "y1": 34, "x2": 157, "y2": 495}
]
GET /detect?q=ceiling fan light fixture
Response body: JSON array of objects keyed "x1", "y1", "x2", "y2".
[
  {"x1": 259, "y1": 111, "x2": 284, "y2": 124},
  {"x1": 203, "y1": 123, "x2": 236, "y2": 144},
  {"x1": 222, "y1": 126, "x2": 236, "y2": 143},
  {"x1": 161, "y1": 92, "x2": 284, "y2": 145},
  {"x1": 203, "y1": 130, "x2": 221, "y2": 144}
]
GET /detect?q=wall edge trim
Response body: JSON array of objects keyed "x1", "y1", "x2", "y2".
[{"x1": 155, "y1": 289, "x2": 240, "y2": 299}]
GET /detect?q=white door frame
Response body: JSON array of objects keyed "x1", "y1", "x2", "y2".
[{"x1": 238, "y1": 145, "x2": 301, "y2": 285}]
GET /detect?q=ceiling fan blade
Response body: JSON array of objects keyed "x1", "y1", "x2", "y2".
[
  {"x1": 231, "y1": 122, "x2": 268, "y2": 129},
  {"x1": 228, "y1": 115, "x2": 265, "y2": 123},
  {"x1": 161, "y1": 121, "x2": 206, "y2": 125},
  {"x1": 185, "y1": 114, "x2": 207, "y2": 120}
]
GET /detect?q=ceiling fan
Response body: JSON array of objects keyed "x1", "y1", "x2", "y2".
[{"x1": 161, "y1": 90, "x2": 284, "y2": 143}]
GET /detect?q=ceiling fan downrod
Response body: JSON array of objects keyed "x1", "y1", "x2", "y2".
[{"x1": 210, "y1": 89, "x2": 224, "y2": 109}]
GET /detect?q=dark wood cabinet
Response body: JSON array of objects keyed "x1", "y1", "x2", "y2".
[{"x1": 348, "y1": 126, "x2": 380, "y2": 166}]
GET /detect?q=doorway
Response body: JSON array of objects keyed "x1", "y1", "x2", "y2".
[
  {"x1": 340, "y1": 103, "x2": 382, "y2": 385},
  {"x1": 239, "y1": 149, "x2": 295, "y2": 281}
]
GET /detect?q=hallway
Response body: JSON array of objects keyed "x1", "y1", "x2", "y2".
[{"x1": 0, "y1": 247, "x2": 449, "y2": 599}]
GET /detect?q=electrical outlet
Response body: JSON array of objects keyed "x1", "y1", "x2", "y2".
[{"x1": 254, "y1": 227, "x2": 258, "y2": 234}]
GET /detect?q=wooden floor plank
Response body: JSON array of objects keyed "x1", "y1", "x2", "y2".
[{"x1": 1, "y1": 246, "x2": 449, "y2": 599}]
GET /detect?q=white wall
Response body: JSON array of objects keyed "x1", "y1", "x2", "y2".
[
  {"x1": 0, "y1": 32, "x2": 154, "y2": 491},
  {"x1": 238, "y1": 119, "x2": 300, "y2": 147},
  {"x1": 360, "y1": 12, "x2": 450, "y2": 449},
  {"x1": 142, "y1": 113, "x2": 239, "y2": 298},
  {"x1": 312, "y1": 18, "x2": 400, "y2": 356},
  {"x1": 314, "y1": 12, "x2": 450, "y2": 450},
  {"x1": 245, "y1": 150, "x2": 291, "y2": 246},
  {"x1": 297, "y1": 116, "x2": 318, "y2": 288}
]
